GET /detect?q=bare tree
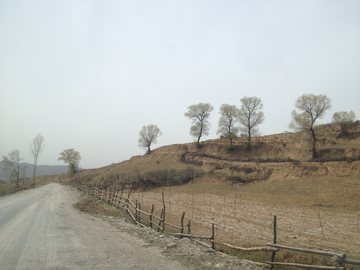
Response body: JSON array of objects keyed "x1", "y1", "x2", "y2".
[
  {"x1": 184, "y1": 103, "x2": 214, "y2": 145},
  {"x1": 289, "y1": 93, "x2": 332, "y2": 160},
  {"x1": 1, "y1": 149, "x2": 26, "y2": 189},
  {"x1": 238, "y1": 96, "x2": 264, "y2": 150},
  {"x1": 332, "y1": 110, "x2": 356, "y2": 135},
  {"x1": 29, "y1": 134, "x2": 45, "y2": 187},
  {"x1": 217, "y1": 104, "x2": 240, "y2": 149},
  {"x1": 138, "y1": 125, "x2": 162, "y2": 154},
  {"x1": 58, "y1": 149, "x2": 81, "y2": 177}
]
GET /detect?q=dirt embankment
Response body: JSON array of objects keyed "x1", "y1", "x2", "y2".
[{"x1": 72, "y1": 122, "x2": 360, "y2": 188}]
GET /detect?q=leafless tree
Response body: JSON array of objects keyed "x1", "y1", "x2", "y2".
[
  {"x1": 1, "y1": 149, "x2": 26, "y2": 189},
  {"x1": 58, "y1": 149, "x2": 81, "y2": 177},
  {"x1": 138, "y1": 125, "x2": 162, "y2": 154},
  {"x1": 238, "y1": 96, "x2": 264, "y2": 150},
  {"x1": 332, "y1": 110, "x2": 356, "y2": 135},
  {"x1": 289, "y1": 93, "x2": 332, "y2": 159},
  {"x1": 217, "y1": 104, "x2": 240, "y2": 149},
  {"x1": 184, "y1": 103, "x2": 214, "y2": 145},
  {"x1": 29, "y1": 134, "x2": 45, "y2": 187}
]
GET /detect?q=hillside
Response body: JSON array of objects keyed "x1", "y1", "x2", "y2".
[
  {"x1": 71, "y1": 122, "x2": 360, "y2": 260},
  {"x1": 73, "y1": 121, "x2": 360, "y2": 188}
]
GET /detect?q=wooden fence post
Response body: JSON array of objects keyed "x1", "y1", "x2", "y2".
[
  {"x1": 135, "y1": 200, "x2": 138, "y2": 221},
  {"x1": 111, "y1": 189, "x2": 116, "y2": 206},
  {"x1": 211, "y1": 223, "x2": 215, "y2": 249},
  {"x1": 119, "y1": 189, "x2": 124, "y2": 208},
  {"x1": 271, "y1": 215, "x2": 277, "y2": 269},
  {"x1": 150, "y1": 204, "x2": 154, "y2": 229},
  {"x1": 187, "y1": 220, "x2": 191, "y2": 234},
  {"x1": 180, "y1": 212, "x2": 185, "y2": 238},
  {"x1": 162, "y1": 191, "x2": 166, "y2": 232},
  {"x1": 158, "y1": 209, "x2": 164, "y2": 232}
]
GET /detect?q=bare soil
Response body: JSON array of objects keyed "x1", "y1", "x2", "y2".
[
  {"x1": 73, "y1": 194, "x2": 265, "y2": 270},
  {"x1": 130, "y1": 183, "x2": 360, "y2": 259}
]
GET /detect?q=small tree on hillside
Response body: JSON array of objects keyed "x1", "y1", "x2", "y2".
[
  {"x1": 58, "y1": 149, "x2": 81, "y2": 177},
  {"x1": 289, "y1": 93, "x2": 332, "y2": 160},
  {"x1": 184, "y1": 103, "x2": 214, "y2": 145},
  {"x1": 238, "y1": 96, "x2": 264, "y2": 150},
  {"x1": 29, "y1": 134, "x2": 45, "y2": 187},
  {"x1": 332, "y1": 110, "x2": 356, "y2": 135},
  {"x1": 217, "y1": 104, "x2": 240, "y2": 150},
  {"x1": 138, "y1": 125, "x2": 162, "y2": 154},
  {"x1": 1, "y1": 149, "x2": 26, "y2": 189}
]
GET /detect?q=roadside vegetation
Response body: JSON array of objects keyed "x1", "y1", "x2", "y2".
[{"x1": 0, "y1": 174, "x2": 66, "y2": 197}]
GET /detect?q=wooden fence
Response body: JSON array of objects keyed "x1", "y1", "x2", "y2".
[{"x1": 77, "y1": 184, "x2": 360, "y2": 269}]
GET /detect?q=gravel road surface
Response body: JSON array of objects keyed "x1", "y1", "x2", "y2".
[{"x1": 0, "y1": 183, "x2": 188, "y2": 270}]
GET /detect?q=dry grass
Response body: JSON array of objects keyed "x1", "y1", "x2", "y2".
[
  {"x1": 0, "y1": 175, "x2": 66, "y2": 197},
  {"x1": 0, "y1": 183, "x2": 16, "y2": 196},
  {"x1": 129, "y1": 173, "x2": 360, "y2": 259}
]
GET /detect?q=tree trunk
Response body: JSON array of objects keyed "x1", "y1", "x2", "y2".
[
  {"x1": 33, "y1": 161, "x2": 37, "y2": 188},
  {"x1": 197, "y1": 123, "x2": 203, "y2": 145},
  {"x1": 70, "y1": 163, "x2": 76, "y2": 175},
  {"x1": 247, "y1": 129, "x2": 251, "y2": 150},
  {"x1": 16, "y1": 173, "x2": 20, "y2": 190},
  {"x1": 311, "y1": 129, "x2": 317, "y2": 160}
]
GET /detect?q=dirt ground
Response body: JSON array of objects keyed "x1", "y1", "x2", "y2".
[
  {"x1": 129, "y1": 186, "x2": 360, "y2": 261},
  {"x1": 73, "y1": 194, "x2": 266, "y2": 270}
]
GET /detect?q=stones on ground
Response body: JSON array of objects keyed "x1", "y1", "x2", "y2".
[
  {"x1": 167, "y1": 243, "x2": 177, "y2": 248},
  {"x1": 180, "y1": 237, "x2": 190, "y2": 243}
]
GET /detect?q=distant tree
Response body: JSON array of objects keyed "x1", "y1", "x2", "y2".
[
  {"x1": 58, "y1": 149, "x2": 81, "y2": 176},
  {"x1": 289, "y1": 93, "x2": 332, "y2": 160},
  {"x1": 1, "y1": 149, "x2": 26, "y2": 189},
  {"x1": 184, "y1": 103, "x2": 214, "y2": 145},
  {"x1": 238, "y1": 96, "x2": 264, "y2": 150},
  {"x1": 138, "y1": 125, "x2": 162, "y2": 154},
  {"x1": 217, "y1": 104, "x2": 240, "y2": 149},
  {"x1": 29, "y1": 134, "x2": 45, "y2": 187},
  {"x1": 332, "y1": 110, "x2": 356, "y2": 135}
]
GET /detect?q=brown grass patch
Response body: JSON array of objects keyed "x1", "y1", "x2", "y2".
[{"x1": 73, "y1": 197, "x2": 112, "y2": 215}]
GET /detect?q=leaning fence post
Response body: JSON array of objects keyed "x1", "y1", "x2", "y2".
[
  {"x1": 150, "y1": 204, "x2": 154, "y2": 229},
  {"x1": 158, "y1": 209, "x2": 164, "y2": 232},
  {"x1": 162, "y1": 191, "x2": 166, "y2": 232},
  {"x1": 270, "y1": 215, "x2": 277, "y2": 269},
  {"x1": 180, "y1": 212, "x2": 185, "y2": 238}
]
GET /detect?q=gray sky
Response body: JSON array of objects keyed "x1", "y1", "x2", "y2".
[{"x1": 1, "y1": 0, "x2": 359, "y2": 169}]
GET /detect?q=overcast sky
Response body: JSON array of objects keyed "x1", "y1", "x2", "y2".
[{"x1": 1, "y1": 0, "x2": 359, "y2": 169}]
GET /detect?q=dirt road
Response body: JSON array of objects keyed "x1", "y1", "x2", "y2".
[{"x1": 0, "y1": 183, "x2": 188, "y2": 270}]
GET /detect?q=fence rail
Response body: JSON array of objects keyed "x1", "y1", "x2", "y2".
[{"x1": 77, "y1": 184, "x2": 360, "y2": 269}]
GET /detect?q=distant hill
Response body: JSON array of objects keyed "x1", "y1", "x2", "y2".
[{"x1": 0, "y1": 162, "x2": 68, "y2": 183}]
